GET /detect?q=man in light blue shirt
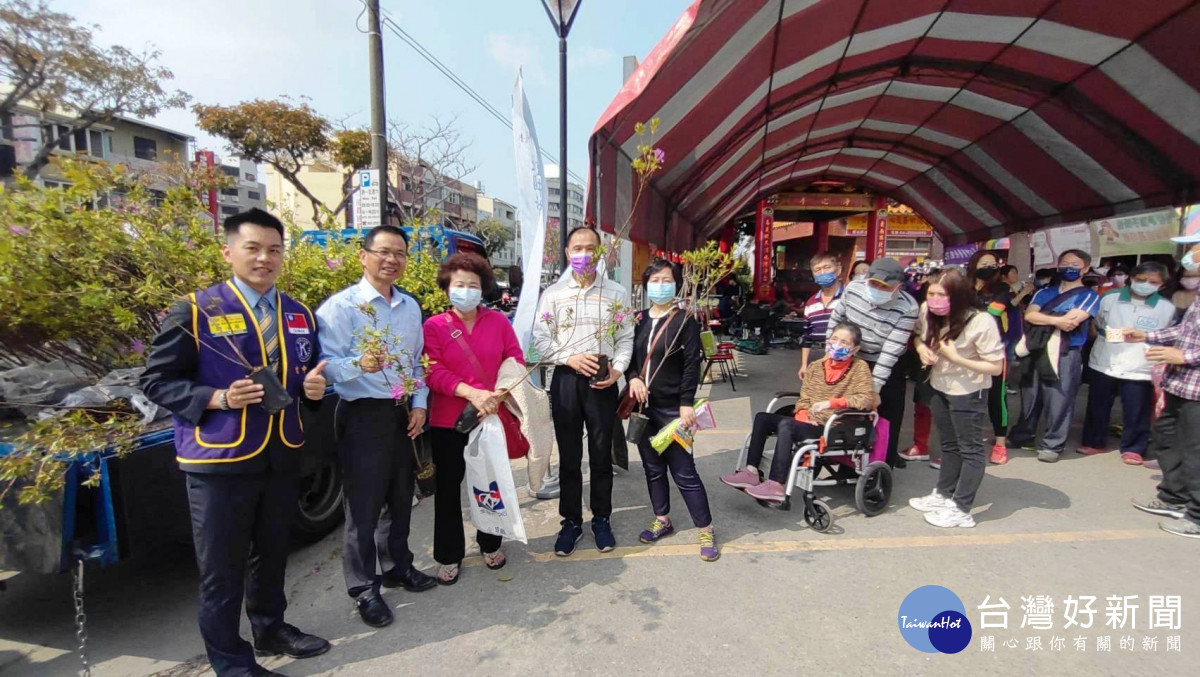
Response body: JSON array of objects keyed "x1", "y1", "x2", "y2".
[{"x1": 315, "y1": 225, "x2": 435, "y2": 628}]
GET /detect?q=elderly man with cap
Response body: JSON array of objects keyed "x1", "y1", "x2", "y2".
[
  {"x1": 1124, "y1": 232, "x2": 1200, "y2": 539},
  {"x1": 826, "y1": 257, "x2": 919, "y2": 467}
]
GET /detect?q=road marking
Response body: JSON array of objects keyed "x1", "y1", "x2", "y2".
[{"x1": 461, "y1": 529, "x2": 1167, "y2": 567}]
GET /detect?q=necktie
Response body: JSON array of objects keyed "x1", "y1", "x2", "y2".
[{"x1": 257, "y1": 296, "x2": 280, "y2": 371}]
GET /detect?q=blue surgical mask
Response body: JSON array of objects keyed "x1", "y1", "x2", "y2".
[
  {"x1": 646, "y1": 281, "x2": 676, "y2": 305},
  {"x1": 814, "y1": 272, "x2": 838, "y2": 288},
  {"x1": 1058, "y1": 266, "x2": 1082, "y2": 281},
  {"x1": 1131, "y1": 280, "x2": 1160, "y2": 297},
  {"x1": 1183, "y1": 250, "x2": 1200, "y2": 273},
  {"x1": 865, "y1": 285, "x2": 896, "y2": 306},
  {"x1": 826, "y1": 343, "x2": 852, "y2": 361},
  {"x1": 448, "y1": 287, "x2": 482, "y2": 312}
]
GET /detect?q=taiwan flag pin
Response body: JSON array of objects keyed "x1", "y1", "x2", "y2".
[{"x1": 284, "y1": 313, "x2": 310, "y2": 335}]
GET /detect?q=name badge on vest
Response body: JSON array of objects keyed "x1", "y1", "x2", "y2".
[
  {"x1": 208, "y1": 314, "x2": 248, "y2": 337},
  {"x1": 285, "y1": 313, "x2": 311, "y2": 335},
  {"x1": 1135, "y1": 316, "x2": 1158, "y2": 330}
]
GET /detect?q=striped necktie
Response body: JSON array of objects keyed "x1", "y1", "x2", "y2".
[{"x1": 257, "y1": 296, "x2": 280, "y2": 371}]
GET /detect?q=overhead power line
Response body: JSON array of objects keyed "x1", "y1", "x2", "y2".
[{"x1": 377, "y1": 12, "x2": 588, "y2": 187}]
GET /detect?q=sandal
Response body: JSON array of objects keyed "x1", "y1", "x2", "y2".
[
  {"x1": 483, "y1": 550, "x2": 507, "y2": 570},
  {"x1": 436, "y1": 562, "x2": 460, "y2": 586}
]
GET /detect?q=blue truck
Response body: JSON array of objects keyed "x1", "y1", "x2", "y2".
[{"x1": 0, "y1": 224, "x2": 486, "y2": 575}]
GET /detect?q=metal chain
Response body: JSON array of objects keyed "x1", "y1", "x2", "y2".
[{"x1": 72, "y1": 559, "x2": 91, "y2": 677}]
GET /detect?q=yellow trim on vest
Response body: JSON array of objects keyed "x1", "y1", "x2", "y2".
[
  {"x1": 189, "y1": 293, "x2": 200, "y2": 350},
  {"x1": 183, "y1": 281, "x2": 274, "y2": 460}
]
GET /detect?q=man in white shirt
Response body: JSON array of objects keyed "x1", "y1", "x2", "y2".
[
  {"x1": 1081, "y1": 261, "x2": 1176, "y2": 464},
  {"x1": 532, "y1": 227, "x2": 634, "y2": 557}
]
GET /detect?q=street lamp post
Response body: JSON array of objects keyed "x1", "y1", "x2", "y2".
[{"x1": 541, "y1": 0, "x2": 581, "y2": 274}]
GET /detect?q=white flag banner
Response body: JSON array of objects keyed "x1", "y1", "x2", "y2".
[{"x1": 511, "y1": 70, "x2": 548, "y2": 353}]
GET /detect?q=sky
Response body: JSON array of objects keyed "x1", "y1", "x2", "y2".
[{"x1": 55, "y1": 0, "x2": 694, "y2": 204}]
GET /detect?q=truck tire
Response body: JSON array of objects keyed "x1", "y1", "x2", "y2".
[{"x1": 291, "y1": 457, "x2": 344, "y2": 544}]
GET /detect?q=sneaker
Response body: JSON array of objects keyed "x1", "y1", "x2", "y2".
[
  {"x1": 1120, "y1": 452, "x2": 1143, "y2": 465},
  {"x1": 900, "y1": 445, "x2": 930, "y2": 462},
  {"x1": 924, "y1": 505, "x2": 976, "y2": 528},
  {"x1": 554, "y1": 519, "x2": 583, "y2": 557},
  {"x1": 909, "y1": 490, "x2": 955, "y2": 513},
  {"x1": 1132, "y1": 497, "x2": 1185, "y2": 519},
  {"x1": 745, "y1": 479, "x2": 786, "y2": 503},
  {"x1": 1008, "y1": 442, "x2": 1036, "y2": 453},
  {"x1": 1077, "y1": 446, "x2": 1106, "y2": 456},
  {"x1": 638, "y1": 518, "x2": 675, "y2": 544},
  {"x1": 720, "y1": 467, "x2": 762, "y2": 490},
  {"x1": 592, "y1": 517, "x2": 616, "y2": 552},
  {"x1": 1037, "y1": 450, "x2": 1060, "y2": 463},
  {"x1": 929, "y1": 458, "x2": 941, "y2": 470},
  {"x1": 1159, "y1": 517, "x2": 1200, "y2": 539},
  {"x1": 989, "y1": 444, "x2": 1008, "y2": 465},
  {"x1": 1145, "y1": 458, "x2": 1161, "y2": 470},
  {"x1": 698, "y1": 530, "x2": 719, "y2": 562}
]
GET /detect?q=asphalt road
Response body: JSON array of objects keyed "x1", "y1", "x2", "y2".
[{"x1": 1, "y1": 350, "x2": 1197, "y2": 676}]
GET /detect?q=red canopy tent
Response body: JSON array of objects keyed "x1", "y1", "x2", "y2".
[{"x1": 587, "y1": 0, "x2": 1200, "y2": 248}]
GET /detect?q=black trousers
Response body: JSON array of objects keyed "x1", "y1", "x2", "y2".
[
  {"x1": 866, "y1": 359, "x2": 907, "y2": 467},
  {"x1": 551, "y1": 368, "x2": 618, "y2": 524},
  {"x1": 186, "y1": 452, "x2": 298, "y2": 677},
  {"x1": 337, "y1": 398, "x2": 415, "y2": 598},
  {"x1": 1152, "y1": 392, "x2": 1200, "y2": 524},
  {"x1": 746, "y1": 412, "x2": 824, "y2": 483},
  {"x1": 636, "y1": 405, "x2": 713, "y2": 527},
  {"x1": 430, "y1": 426, "x2": 503, "y2": 564}
]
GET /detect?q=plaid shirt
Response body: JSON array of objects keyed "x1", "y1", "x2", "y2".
[{"x1": 1147, "y1": 299, "x2": 1200, "y2": 401}]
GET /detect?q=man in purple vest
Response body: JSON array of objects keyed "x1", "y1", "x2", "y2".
[{"x1": 141, "y1": 208, "x2": 331, "y2": 677}]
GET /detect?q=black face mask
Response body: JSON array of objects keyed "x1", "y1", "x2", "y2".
[{"x1": 976, "y1": 266, "x2": 998, "y2": 281}]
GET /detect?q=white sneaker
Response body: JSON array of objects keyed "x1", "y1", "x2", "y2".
[
  {"x1": 908, "y1": 491, "x2": 954, "y2": 513},
  {"x1": 924, "y1": 506, "x2": 976, "y2": 528}
]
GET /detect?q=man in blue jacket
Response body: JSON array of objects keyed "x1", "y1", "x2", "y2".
[{"x1": 141, "y1": 208, "x2": 331, "y2": 677}]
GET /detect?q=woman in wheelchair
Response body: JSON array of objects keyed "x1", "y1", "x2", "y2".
[
  {"x1": 721, "y1": 323, "x2": 877, "y2": 502},
  {"x1": 908, "y1": 269, "x2": 1004, "y2": 529}
]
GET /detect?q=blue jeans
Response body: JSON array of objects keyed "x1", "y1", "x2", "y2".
[
  {"x1": 1081, "y1": 368, "x2": 1153, "y2": 455},
  {"x1": 1011, "y1": 348, "x2": 1084, "y2": 455},
  {"x1": 636, "y1": 406, "x2": 713, "y2": 527}
]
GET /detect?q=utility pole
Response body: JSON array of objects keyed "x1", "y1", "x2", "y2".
[
  {"x1": 367, "y1": 0, "x2": 388, "y2": 199},
  {"x1": 557, "y1": 35, "x2": 568, "y2": 273}
]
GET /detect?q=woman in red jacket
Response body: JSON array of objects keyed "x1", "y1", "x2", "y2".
[{"x1": 423, "y1": 253, "x2": 524, "y2": 584}]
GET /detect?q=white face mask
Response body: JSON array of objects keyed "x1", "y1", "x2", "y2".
[
  {"x1": 1180, "y1": 277, "x2": 1200, "y2": 291},
  {"x1": 1183, "y1": 251, "x2": 1200, "y2": 273},
  {"x1": 448, "y1": 286, "x2": 482, "y2": 312}
]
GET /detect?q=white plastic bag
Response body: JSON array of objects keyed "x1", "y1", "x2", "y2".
[{"x1": 464, "y1": 415, "x2": 527, "y2": 544}]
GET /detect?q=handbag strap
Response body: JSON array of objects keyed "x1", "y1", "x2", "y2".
[
  {"x1": 443, "y1": 312, "x2": 488, "y2": 382},
  {"x1": 639, "y1": 309, "x2": 678, "y2": 380}
]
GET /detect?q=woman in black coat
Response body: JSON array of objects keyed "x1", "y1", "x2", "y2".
[{"x1": 626, "y1": 260, "x2": 717, "y2": 561}]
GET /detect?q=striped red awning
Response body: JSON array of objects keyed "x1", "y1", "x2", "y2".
[{"x1": 587, "y1": 0, "x2": 1200, "y2": 248}]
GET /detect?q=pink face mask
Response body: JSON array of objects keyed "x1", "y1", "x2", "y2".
[
  {"x1": 1182, "y1": 277, "x2": 1200, "y2": 291},
  {"x1": 927, "y1": 297, "x2": 951, "y2": 316}
]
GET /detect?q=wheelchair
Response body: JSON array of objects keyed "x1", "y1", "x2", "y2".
[{"x1": 735, "y1": 391, "x2": 893, "y2": 533}]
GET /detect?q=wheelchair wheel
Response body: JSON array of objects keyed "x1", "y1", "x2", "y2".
[
  {"x1": 804, "y1": 498, "x2": 833, "y2": 533},
  {"x1": 855, "y1": 462, "x2": 893, "y2": 517}
]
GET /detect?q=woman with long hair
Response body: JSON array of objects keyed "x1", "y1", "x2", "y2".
[
  {"x1": 966, "y1": 251, "x2": 1024, "y2": 465},
  {"x1": 909, "y1": 269, "x2": 1005, "y2": 528}
]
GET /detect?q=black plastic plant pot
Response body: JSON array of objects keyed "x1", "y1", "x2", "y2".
[
  {"x1": 589, "y1": 354, "x2": 610, "y2": 386},
  {"x1": 626, "y1": 411, "x2": 650, "y2": 444},
  {"x1": 250, "y1": 366, "x2": 293, "y2": 414},
  {"x1": 454, "y1": 403, "x2": 482, "y2": 435}
]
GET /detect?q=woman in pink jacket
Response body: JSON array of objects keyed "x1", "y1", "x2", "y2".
[{"x1": 423, "y1": 253, "x2": 524, "y2": 584}]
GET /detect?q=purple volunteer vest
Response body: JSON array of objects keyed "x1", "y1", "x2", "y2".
[{"x1": 173, "y1": 280, "x2": 317, "y2": 466}]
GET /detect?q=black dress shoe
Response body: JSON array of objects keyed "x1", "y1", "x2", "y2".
[
  {"x1": 254, "y1": 623, "x2": 331, "y2": 659},
  {"x1": 355, "y1": 592, "x2": 394, "y2": 628},
  {"x1": 381, "y1": 566, "x2": 437, "y2": 592}
]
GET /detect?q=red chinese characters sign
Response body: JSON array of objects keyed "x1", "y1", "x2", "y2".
[{"x1": 754, "y1": 198, "x2": 776, "y2": 302}]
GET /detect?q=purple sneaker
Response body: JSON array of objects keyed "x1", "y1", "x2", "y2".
[
  {"x1": 699, "y1": 530, "x2": 719, "y2": 562},
  {"x1": 745, "y1": 479, "x2": 786, "y2": 503},
  {"x1": 638, "y1": 518, "x2": 675, "y2": 544},
  {"x1": 720, "y1": 467, "x2": 762, "y2": 490}
]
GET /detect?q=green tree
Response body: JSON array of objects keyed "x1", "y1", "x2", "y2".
[
  {"x1": 467, "y1": 216, "x2": 514, "y2": 258},
  {"x1": 0, "y1": 0, "x2": 191, "y2": 178},
  {"x1": 194, "y1": 98, "x2": 331, "y2": 222}
]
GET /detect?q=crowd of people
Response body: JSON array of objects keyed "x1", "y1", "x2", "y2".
[{"x1": 139, "y1": 207, "x2": 1200, "y2": 677}]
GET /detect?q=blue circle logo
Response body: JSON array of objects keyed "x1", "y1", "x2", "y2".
[{"x1": 898, "y1": 585, "x2": 972, "y2": 654}]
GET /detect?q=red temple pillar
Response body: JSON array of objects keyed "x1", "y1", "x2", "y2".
[
  {"x1": 718, "y1": 223, "x2": 734, "y2": 254},
  {"x1": 753, "y1": 198, "x2": 776, "y2": 303},
  {"x1": 865, "y1": 194, "x2": 888, "y2": 262},
  {"x1": 814, "y1": 220, "x2": 830, "y2": 253}
]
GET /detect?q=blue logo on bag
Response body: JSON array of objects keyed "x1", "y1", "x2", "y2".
[
  {"x1": 473, "y1": 482, "x2": 505, "y2": 513},
  {"x1": 898, "y1": 585, "x2": 972, "y2": 654}
]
